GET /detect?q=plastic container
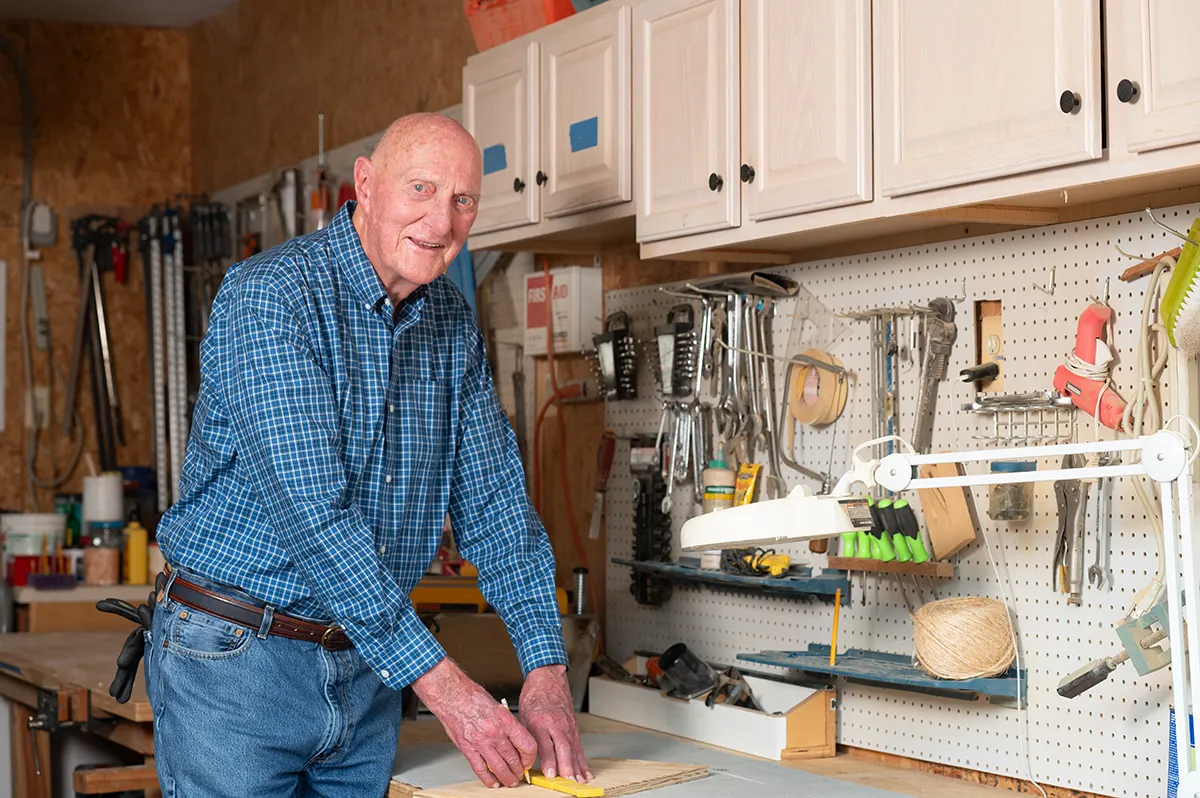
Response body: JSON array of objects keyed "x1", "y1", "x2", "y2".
[
  {"x1": 2, "y1": 513, "x2": 67, "y2": 556},
  {"x1": 988, "y1": 461, "x2": 1036, "y2": 521},
  {"x1": 83, "y1": 521, "x2": 124, "y2": 587},
  {"x1": 463, "y1": 0, "x2": 576, "y2": 52},
  {"x1": 699, "y1": 453, "x2": 736, "y2": 569},
  {"x1": 123, "y1": 520, "x2": 148, "y2": 586}
]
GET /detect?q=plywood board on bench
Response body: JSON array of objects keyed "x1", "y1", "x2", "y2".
[{"x1": 396, "y1": 758, "x2": 706, "y2": 798}]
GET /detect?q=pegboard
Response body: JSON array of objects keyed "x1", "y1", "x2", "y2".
[{"x1": 602, "y1": 204, "x2": 1200, "y2": 798}]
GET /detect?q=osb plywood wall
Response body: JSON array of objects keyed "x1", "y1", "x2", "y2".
[
  {"x1": 0, "y1": 22, "x2": 191, "y2": 511},
  {"x1": 188, "y1": 0, "x2": 477, "y2": 192}
]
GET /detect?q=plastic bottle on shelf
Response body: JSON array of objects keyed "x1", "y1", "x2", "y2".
[{"x1": 699, "y1": 451, "x2": 736, "y2": 569}]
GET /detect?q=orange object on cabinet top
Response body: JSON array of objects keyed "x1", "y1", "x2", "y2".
[{"x1": 463, "y1": 0, "x2": 575, "y2": 52}]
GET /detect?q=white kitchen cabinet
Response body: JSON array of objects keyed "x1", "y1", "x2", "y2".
[
  {"x1": 634, "y1": 0, "x2": 740, "y2": 243},
  {"x1": 464, "y1": 41, "x2": 540, "y2": 235},
  {"x1": 541, "y1": 2, "x2": 631, "y2": 218},
  {"x1": 1109, "y1": 0, "x2": 1200, "y2": 154},
  {"x1": 875, "y1": 0, "x2": 1102, "y2": 198},
  {"x1": 742, "y1": 0, "x2": 872, "y2": 221}
]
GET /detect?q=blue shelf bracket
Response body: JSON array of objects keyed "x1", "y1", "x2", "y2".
[{"x1": 738, "y1": 645, "x2": 1027, "y2": 707}]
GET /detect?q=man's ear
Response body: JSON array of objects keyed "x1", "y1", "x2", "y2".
[{"x1": 353, "y1": 157, "x2": 373, "y2": 212}]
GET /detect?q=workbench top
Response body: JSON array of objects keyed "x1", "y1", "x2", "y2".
[
  {"x1": 0, "y1": 630, "x2": 150, "y2": 722},
  {"x1": 14, "y1": 584, "x2": 151, "y2": 604}
]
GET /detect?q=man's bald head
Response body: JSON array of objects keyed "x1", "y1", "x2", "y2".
[
  {"x1": 351, "y1": 112, "x2": 483, "y2": 305},
  {"x1": 369, "y1": 113, "x2": 480, "y2": 177}
]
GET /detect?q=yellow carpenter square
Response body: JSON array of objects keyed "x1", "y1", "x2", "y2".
[{"x1": 529, "y1": 773, "x2": 604, "y2": 797}]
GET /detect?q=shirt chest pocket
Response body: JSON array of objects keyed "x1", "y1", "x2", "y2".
[{"x1": 389, "y1": 380, "x2": 452, "y2": 465}]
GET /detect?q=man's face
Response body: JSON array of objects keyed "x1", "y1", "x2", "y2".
[{"x1": 356, "y1": 129, "x2": 482, "y2": 290}]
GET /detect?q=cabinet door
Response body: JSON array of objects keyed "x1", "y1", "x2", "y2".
[
  {"x1": 875, "y1": 0, "x2": 1101, "y2": 197},
  {"x1": 743, "y1": 0, "x2": 871, "y2": 221},
  {"x1": 464, "y1": 41, "x2": 539, "y2": 235},
  {"x1": 542, "y1": 3, "x2": 632, "y2": 218},
  {"x1": 1110, "y1": 0, "x2": 1200, "y2": 153},
  {"x1": 635, "y1": 0, "x2": 740, "y2": 243}
]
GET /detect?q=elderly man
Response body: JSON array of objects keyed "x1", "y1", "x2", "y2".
[{"x1": 145, "y1": 112, "x2": 588, "y2": 796}]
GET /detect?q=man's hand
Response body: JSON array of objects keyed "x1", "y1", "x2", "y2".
[
  {"x1": 412, "y1": 658, "x2": 537, "y2": 788},
  {"x1": 519, "y1": 665, "x2": 591, "y2": 783}
]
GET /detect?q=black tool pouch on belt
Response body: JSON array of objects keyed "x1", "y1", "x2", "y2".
[{"x1": 95, "y1": 571, "x2": 165, "y2": 704}]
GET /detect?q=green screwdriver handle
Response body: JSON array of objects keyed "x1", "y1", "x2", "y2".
[
  {"x1": 880, "y1": 502, "x2": 912, "y2": 563},
  {"x1": 894, "y1": 500, "x2": 930, "y2": 563},
  {"x1": 874, "y1": 499, "x2": 896, "y2": 562}
]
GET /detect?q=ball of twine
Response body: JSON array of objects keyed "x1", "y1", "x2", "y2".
[{"x1": 911, "y1": 597, "x2": 1016, "y2": 680}]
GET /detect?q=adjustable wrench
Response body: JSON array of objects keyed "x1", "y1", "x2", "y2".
[{"x1": 912, "y1": 298, "x2": 957, "y2": 454}]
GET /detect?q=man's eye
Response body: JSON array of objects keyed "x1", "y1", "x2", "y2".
[
  {"x1": 413, "y1": 183, "x2": 426, "y2": 192},
  {"x1": 457, "y1": 196, "x2": 476, "y2": 208}
]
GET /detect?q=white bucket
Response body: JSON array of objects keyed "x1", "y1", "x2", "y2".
[{"x1": 2, "y1": 513, "x2": 67, "y2": 556}]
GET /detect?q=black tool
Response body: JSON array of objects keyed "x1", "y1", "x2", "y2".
[
  {"x1": 959, "y1": 362, "x2": 1001, "y2": 383},
  {"x1": 95, "y1": 572, "x2": 163, "y2": 704}
]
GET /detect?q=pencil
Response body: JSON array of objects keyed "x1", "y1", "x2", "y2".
[
  {"x1": 499, "y1": 698, "x2": 531, "y2": 784},
  {"x1": 830, "y1": 588, "x2": 841, "y2": 666}
]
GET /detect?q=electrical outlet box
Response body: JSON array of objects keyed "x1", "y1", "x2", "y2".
[{"x1": 28, "y1": 202, "x2": 56, "y2": 247}]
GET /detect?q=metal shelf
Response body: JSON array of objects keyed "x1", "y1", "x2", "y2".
[
  {"x1": 738, "y1": 645, "x2": 1026, "y2": 704},
  {"x1": 611, "y1": 558, "x2": 850, "y2": 605}
]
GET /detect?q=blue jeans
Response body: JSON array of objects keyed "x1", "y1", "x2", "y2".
[{"x1": 144, "y1": 569, "x2": 406, "y2": 797}]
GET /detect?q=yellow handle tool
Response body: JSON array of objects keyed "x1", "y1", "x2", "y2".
[{"x1": 529, "y1": 772, "x2": 604, "y2": 797}]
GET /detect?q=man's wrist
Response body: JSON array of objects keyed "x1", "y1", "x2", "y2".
[
  {"x1": 410, "y1": 656, "x2": 462, "y2": 710},
  {"x1": 527, "y1": 664, "x2": 567, "y2": 680}
]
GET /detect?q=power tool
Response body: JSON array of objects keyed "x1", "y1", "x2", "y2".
[{"x1": 1053, "y1": 302, "x2": 1127, "y2": 429}]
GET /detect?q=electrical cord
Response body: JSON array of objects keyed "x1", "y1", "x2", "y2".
[{"x1": 947, "y1": 379, "x2": 1048, "y2": 798}]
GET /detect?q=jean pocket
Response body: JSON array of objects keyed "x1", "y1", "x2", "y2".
[{"x1": 166, "y1": 607, "x2": 254, "y2": 661}]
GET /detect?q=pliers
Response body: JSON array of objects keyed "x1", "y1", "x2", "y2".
[{"x1": 1052, "y1": 454, "x2": 1090, "y2": 605}]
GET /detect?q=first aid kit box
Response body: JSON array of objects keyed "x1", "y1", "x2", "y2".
[{"x1": 524, "y1": 265, "x2": 604, "y2": 356}]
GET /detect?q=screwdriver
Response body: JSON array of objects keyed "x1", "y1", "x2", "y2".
[
  {"x1": 893, "y1": 500, "x2": 930, "y2": 563},
  {"x1": 864, "y1": 499, "x2": 883, "y2": 559},
  {"x1": 879, "y1": 501, "x2": 912, "y2": 563},
  {"x1": 872, "y1": 499, "x2": 897, "y2": 562}
]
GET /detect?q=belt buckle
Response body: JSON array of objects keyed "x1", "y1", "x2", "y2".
[{"x1": 320, "y1": 625, "x2": 342, "y2": 650}]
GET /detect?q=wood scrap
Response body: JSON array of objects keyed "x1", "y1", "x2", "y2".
[
  {"x1": 1119, "y1": 246, "x2": 1181, "y2": 282},
  {"x1": 395, "y1": 758, "x2": 707, "y2": 798}
]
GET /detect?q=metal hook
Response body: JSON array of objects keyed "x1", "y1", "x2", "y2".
[
  {"x1": 1114, "y1": 243, "x2": 1161, "y2": 262},
  {"x1": 949, "y1": 277, "x2": 967, "y2": 303},
  {"x1": 1033, "y1": 264, "x2": 1056, "y2": 296},
  {"x1": 657, "y1": 286, "x2": 701, "y2": 301},
  {"x1": 1144, "y1": 207, "x2": 1200, "y2": 248},
  {"x1": 683, "y1": 282, "x2": 732, "y2": 298},
  {"x1": 1088, "y1": 277, "x2": 1110, "y2": 306}
]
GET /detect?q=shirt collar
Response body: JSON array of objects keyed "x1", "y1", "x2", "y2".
[{"x1": 331, "y1": 201, "x2": 429, "y2": 322}]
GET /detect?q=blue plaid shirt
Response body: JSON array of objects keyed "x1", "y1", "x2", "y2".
[{"x1": 156, "y1": 202, "x2": 567, "y2": 688}]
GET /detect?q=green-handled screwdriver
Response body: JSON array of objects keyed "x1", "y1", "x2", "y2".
[
  {"x1": 893, "y1": 499, "x2": 930, "y2": 563},
  {"x1": 873, "y1": 499, "x2": 897, "y2": 562},
  {"x1": 879, "y1": 501, "x2": 912, "y2": 563},
  {"x1": 857, "y1": 499, "x2": 876, "y2": 559}
]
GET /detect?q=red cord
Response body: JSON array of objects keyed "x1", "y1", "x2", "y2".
[{"x1": 539, "y1": 256, "x2": 603, "y2": 638}]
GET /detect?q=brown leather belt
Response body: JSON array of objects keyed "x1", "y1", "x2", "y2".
[{"x1": 162, "y1": 566, "x2": 353, "y2": 651}]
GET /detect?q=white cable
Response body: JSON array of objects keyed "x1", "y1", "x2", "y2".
[{"x1": 1165, "y1": 413, "x2": 1200, "y2": 467}]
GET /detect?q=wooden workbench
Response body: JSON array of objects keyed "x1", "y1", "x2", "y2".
[
  {"x1": 0, "y1": 631, "x2": 156, "y2": 797},
  {"x1": 0, "y1": 632, "x2": 1015, "y2": 798}
]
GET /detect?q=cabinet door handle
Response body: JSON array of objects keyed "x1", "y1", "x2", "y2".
[
  {"x1": 740, "y1": 164, "x2": 755, "y2": 184},
  {"x1": 1117, "y1": 79, "x2": 1140, "y2": 104},
  {"x1": 708, "y1": 173, "x2": 724, "y2": 192},
  {"x1": 513, "y1": 177, "x2": 525, "y2": 193},
  {"x1": 536, "y1": 170, "x2": 548, "y2": 186},
  {"x1": 1059, "y1": 90, "x2": 1081, "y2": 114}
]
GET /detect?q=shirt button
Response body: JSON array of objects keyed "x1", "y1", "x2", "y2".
[
  {"x1": 389, "y1": 404, "x2": 395, "y2": 413},
  {"x1": 385, "y1": 474, "x2": 393, "y2": 483},
  {"x1": 381, "y1": 669, "x2": 390, "y2": 679},
  {"x1": 364, "y1": 302, "x2": 371, "y2": 310},
  {"x1": 380, "y1": 545, "x2": 387, "y2": 555}
]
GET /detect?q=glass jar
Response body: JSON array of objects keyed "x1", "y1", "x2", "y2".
[{"x1": 988, "y1": 461, "x2": 1036, "y2": 521}]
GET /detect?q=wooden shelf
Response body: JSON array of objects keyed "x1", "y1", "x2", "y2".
[
  {"x1": 826, "y1": 557, "x2": 955, "y2": 578},
  {"x1": 738, "y1": 645, "x2": 1026, "y2": 705},
  {"x1": 612, "y1": 558, "x2": 850, "y2": 604}
]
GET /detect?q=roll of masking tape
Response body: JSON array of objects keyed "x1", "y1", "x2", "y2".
[{"x1": 789, "y1": 350, "x2": 847, "y2": 426}]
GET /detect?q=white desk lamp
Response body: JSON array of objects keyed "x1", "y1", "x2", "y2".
[{"x1": 680, "y1": 428, "x2": 1199, "y2": 792}]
